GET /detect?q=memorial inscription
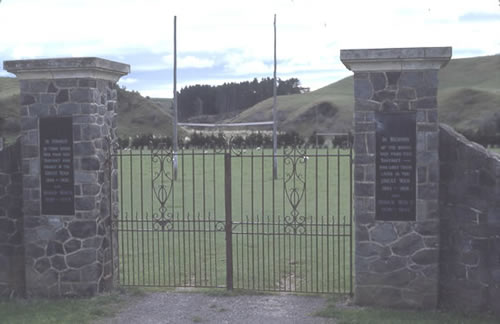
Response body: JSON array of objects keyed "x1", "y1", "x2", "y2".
[
  {"x1": 375, "y1": 112, "x2": 416, "y2": 221},
  {"x1": 39, "y1": 117, "x2": 75, "y2": 215}
]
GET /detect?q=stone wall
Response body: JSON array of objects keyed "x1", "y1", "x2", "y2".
[
  {"x1": 439, "y1": 124, "x2": 500, "y2": 316},
  {"x1": 3, "y1": 57, "x2": 128, "y2": 297},
  {"x1": 0, "y1": 140, "x2": 24, "y2": 297},
  {"x1": 341, "y1": 47, "x2": 451, "y2": 309},
  {"x1": 20, "y1": 78, "x2": 118, "y2": 297}
]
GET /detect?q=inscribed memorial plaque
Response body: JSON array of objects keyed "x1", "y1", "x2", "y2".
[
  {"x1": 39, "y1": 117, "x2": 74, "y2": 215},
  {"x1": 375, "y1": 112, "x2": 416, "y2": 221}
]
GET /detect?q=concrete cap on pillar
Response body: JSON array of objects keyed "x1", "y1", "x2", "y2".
[
  {"x1": 3, "y1": 57, "x2": 130, "y2": 82},
  {"x1": 340, "y1": 47, "x2": 452, "y2": 72}
]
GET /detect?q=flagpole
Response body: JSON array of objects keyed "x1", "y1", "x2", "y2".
[
  {"x1": 173, "y1": 15, "x2": 178, "y2": 180},
  {"x1": 272, "y1": 14, "x2": 278, "y2": 180}
]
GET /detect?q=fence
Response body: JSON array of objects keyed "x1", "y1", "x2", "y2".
[{"x1": 111, "y1": 143, "x2": 353, "y2": 294}]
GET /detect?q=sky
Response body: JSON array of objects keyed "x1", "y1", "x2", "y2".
[{"x1": 0, "y1": 0, "x2": 499, "y2": 98}]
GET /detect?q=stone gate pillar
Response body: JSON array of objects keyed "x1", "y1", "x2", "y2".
[
  {"x1": 3, "y1": 58, "x2": 129, "y2": 297},
  {"x1": 340, "y1": 47, "x2": 451, "y2": 308}
]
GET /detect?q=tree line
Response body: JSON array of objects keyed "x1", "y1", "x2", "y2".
[{"x1": 178, "y1": 78, "x2": 305, "y2": 120}]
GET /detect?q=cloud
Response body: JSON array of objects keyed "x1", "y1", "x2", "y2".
[
  {"x1": 119, "y1": 77, "x2": 138, "y2": 84},
  {"x1": 163, "y1": 55, "x2": 215, "y2": 69},
  {"x1": 459, "y1": 12, "x2": 500, "y2": 22}
]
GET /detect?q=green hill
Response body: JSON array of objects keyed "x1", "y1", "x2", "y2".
[
  {"x1": 226, "y1": 54, "x2": 500, "y2": 136},
  {"x1": 1, "y1": 54, "x2": 499, "y2": 143},
  {"x1": 0, "y1": 81, "x2": 184, "y2": 143}
]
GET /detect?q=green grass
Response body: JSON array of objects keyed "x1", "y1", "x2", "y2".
[
  {"x1": 0, "y1": 289, "x2": 139, "y2": 324},
  {"x1": 115, "y1": 147, "x2": 353, "y2": 294},
  {"x1": 314, "y1": 296, "x2": 498, "y2": 324}
]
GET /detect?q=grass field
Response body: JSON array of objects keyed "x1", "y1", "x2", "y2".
[{"x1": 115, "y1": 147, "x2": 354, "y2": 294}]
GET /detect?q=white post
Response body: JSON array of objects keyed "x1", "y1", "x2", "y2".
[
  {"x1": 272, "y1": 14, "x2": 278, "y2": 180},
  {"x1": 173, "y1": 16, "x2": 178, "y2": 180}
]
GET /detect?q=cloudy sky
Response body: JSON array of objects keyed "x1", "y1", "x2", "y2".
[{"x1": 1, "y1": 0, "x2": 499, "y2": 97}]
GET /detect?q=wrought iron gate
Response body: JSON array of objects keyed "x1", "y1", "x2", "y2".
[{"x1": 111, "y1": 143, "x2": 353, "y2": 294}]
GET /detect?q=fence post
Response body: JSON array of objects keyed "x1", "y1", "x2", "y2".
[{"x1": 224, "y1": 152, "x2": 233, "y2": 290}]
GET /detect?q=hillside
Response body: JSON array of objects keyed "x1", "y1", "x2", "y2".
[
  {"x1": 0, "y1": 54, "x2": 499, "y2": 142},
  {"x1": 226, "y1": 54, "x2": 500, "y2": 136},
  {"x1": 0, "y1": 81, "x2": 184, "y2": 143}
]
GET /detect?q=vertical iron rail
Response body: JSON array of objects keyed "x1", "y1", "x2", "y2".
[{"x1": 224, "y1": 152, "x2": 233, "y2": 290}]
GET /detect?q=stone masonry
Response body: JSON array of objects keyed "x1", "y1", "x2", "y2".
[
  {"x1": 3, "y1": 58, "x2": 129, "y2": 297},
  {"x1": 341, "y1": 47, "x2": 451, "y2": 308},
  {"x1": 439, "y1": 124, "x2": 500, "y2": 316},
  {"x1": 0, "y1": 140, "x2": 24, "y2": 297}
]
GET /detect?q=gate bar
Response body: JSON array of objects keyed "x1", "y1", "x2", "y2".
[{"x1": 224, "y1": 152, "x2": 233, "y2": 290}]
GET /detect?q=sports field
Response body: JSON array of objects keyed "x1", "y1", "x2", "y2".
[{"x1": 114, "y1": 147, "x2": 354, "y2": 294}]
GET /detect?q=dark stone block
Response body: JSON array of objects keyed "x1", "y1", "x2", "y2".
[
  {"x1": 397, "y1": 88, "x2": 416, "y2": 100},
  {"x1": 381, "y1": 100, "x2": 398, "y2": 111},
  {"x1": 386, "y1": 72, "x2": 401, "y2": 86},
  {"x1": 78, "y1": 79, "x2": 97, "y2": 88},
  {"x1": 68, "y1": 221, "x2": 96, "y2": 239},
  {"x1": 81, "y1": 157, "x2": 100, "y2": 171},
  {"x1": 370, "y1": 223, "x2": 398, "y2": 245},
  {"x1": 47, "y1": 82, "x2": 58, "y2": 93},
  {"x1": 400, "y1": 71, "x2": 424, "y2": 88},
  {"x1": 373, "y1": 90, "x2": 396, "y2": 102},
  {"x1": 50, "y1": 255, "x2": 67, "y2": 271},
  {"x1": 66, "y1": 249, "x2": 96, "y2": 269},
  {"x1": 64, "y1": 239, "x2": 82, "y2": 254},
  {"x1": 354, "y1": 79, "x2": 373, "y2": 100},
  {"x1": 479, "y1": 170, "x2": 495, "y2": 187},
  {"x1": 411, "y1": 248, "x2": 438, "y2": 265},
  {"x1": 56, "y1": 89, "x2": 69, "y2": 104},
  {"x1": 34, "y1": 257, "x2": 50, "y2": 274},
  {"x1": 357, "y1": 241, "x2": 384, "y2": 257},
  {"x1": 370, "y1": 72, "x2": 387, "y2": 91},
  {"x1": 82, "y1": 184, "x2": 101, "y2": 195},
  {"x1": 356, "y1": 226, "x2": 369, "y2": 241},
  {"x1": 29, "y1": 80, "x2": 49, "y2": 93},
  {"x1": 81, "y1": 263, "x2": 102, "y2": 281},
  {"x1": 83, "y1": 237, "x2": 103, "y2": 249},
  {"x1": 21, "y1": 94, "x2": 36, "y2": 105},
  {"x1": 55, "y1": 228, "x2": 70, "y2": 243},
  {"x1": 370, "y1": 256, "x2": 406, "y2": 273},
  {"x1": 413, "y1": 98, "x2": 437, "y2": 109},
  {"x1": 61, "y1": 269, "x2": 80, "y2": 282},
  {"x1": 26, "y1": 243, "x2": 45, "y2": 259},
  {"x1": 395, "y1": 100, "x2": 409, "y2": 111},
  {"x1": 392, "y1": 232, "x2": 424, "y2": 256},
  {"x1": 355, "y1": 182, "x2": 374, "y2": 197},
  {"x1": 101, "y1": 237, "x2": 109, "y2": 249},
  {"x1": 75, "y1": 197, "x2": 96, "y2": 211},
  {"x1": 46, "y1": 240, "x2": 64, "y2": 256},
  {"x1": 418, "y1": 183, "x2": 438, "y2": 200},
  {"x1": 70, "y1": 88, "x2": 95, "y2": 103},
  {"x1": 416, "y1": 87, "x2": 437, "y2": 98},
  {"x1": 74, "y1": 142, "x2": 96, "y2": 156},
  {"x1": 29, "y1": 103, "x2": 50, "y2": 116},
  {"x1": 55, "y1": 79, "x2": 78, "y2": 88},
  {"x1": 415, "y1": 221, "x2": 438, "y2": 236},
  {"x1": 423, "y1": 70, "x2": 438, "y2": 88},
  {"x1": 40, "y1": 94, "x2": 55, "y2": 104},
  {"x1": 21, "y1": 118, "x2": 37, "y2": 131}
]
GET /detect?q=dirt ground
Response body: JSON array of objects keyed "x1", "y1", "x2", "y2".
[{"x1": 96, "y1": 291, "x2": 335, "y2": 324}]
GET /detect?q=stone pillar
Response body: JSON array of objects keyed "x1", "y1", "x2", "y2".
[
  {"x1": 340, "y1": 47, "x2": 451, "y2": 308},
  {"x1": 3, "y1": 58, "x2": 129, "y2": 297}
]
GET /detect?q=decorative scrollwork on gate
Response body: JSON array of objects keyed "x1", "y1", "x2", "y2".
[
  {"x1": 283, "y1": 146, "x2": 307, "y2": 234},
  {"x1": 151, "y1": 147, "x2": 174, "y2": 231}
]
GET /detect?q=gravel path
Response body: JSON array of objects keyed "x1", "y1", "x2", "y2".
[{"x1": 98, "y1": 291, "x2": 335, "y2": 324}]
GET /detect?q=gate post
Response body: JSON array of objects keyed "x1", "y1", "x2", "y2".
[
  {"x1": 340, "y1": 48, "x2": 451, "y2": 308},
  {"x1": 224, "y1": 152, "x2": 233, "y2": 290},
  {"x1": 3, "y1": 58, "x2": 129, "y2": 297}
]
